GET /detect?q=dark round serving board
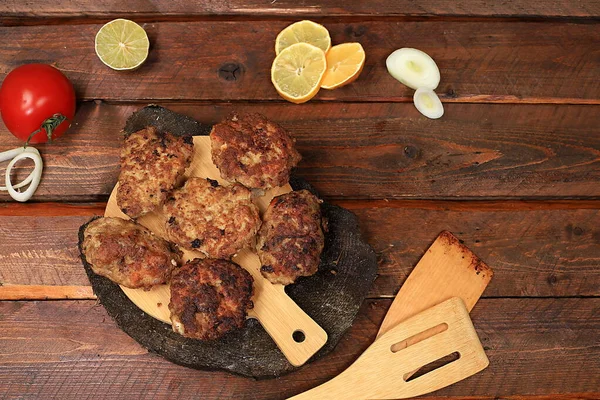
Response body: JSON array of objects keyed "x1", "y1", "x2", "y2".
[{"x1": 78, "y1": 105, "x2": 377, "y2": 378}]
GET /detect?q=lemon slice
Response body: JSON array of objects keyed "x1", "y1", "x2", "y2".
[
  {"x1": 271, "y1": 42, "x2": 327, "y2": 104},
  {"x1": 95, "y1": 19, "x2": 150, "y2": 70},
  {"x1": 275, "y1": 20, "x2": 331, "y2": 56},
  {"x1": 321, "y1": 42, "x2": 365, "y2": 90}
]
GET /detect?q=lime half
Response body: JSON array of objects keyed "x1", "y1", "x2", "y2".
[{"x1": 95, "y1": 19, "x2": 149, "y2": 70}]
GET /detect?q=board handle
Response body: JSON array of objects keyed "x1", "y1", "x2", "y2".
[{"x1": 248, "y1": 283, "x2": 328, "y2": 367}]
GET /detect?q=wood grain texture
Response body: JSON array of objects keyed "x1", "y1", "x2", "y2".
[
  {"x1": 0, "y1": 215, "x2": 95, "y2": 287},
  {"x1": 1, "y1": 206, "x2": 598, "y2": 298},
  {"x1": 355, "y1": 206, "x2": 600, "y2": 297},
  {"x1": 0, "y1": 202, "x2": 106, "y2": 216},
  {"x1": 0, "y1": 298, "x2": 598, "y2": 399},
  {"x1": 1, "y1": 102, "x2": 598, "y2": 202},
  {"x1": 0, "y1": 21, "x2": 598, "y2": 102},
  {"x1": 1, "y1": 0, "x2": 599, "y2": 21},
  {"x1": 0, "y1": 284, "x2": 95, "y2": 300}
]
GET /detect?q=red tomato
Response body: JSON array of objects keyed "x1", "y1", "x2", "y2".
[{"x1": 0, "y1": 64, "x2": 76, "y2": 144}]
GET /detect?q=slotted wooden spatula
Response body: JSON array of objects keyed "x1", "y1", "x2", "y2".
[
  {"x1": 378, "y1": 231, "x2": 493, "y2": 339},
  {"x1": 378, "y1": 230, "x2": 493, "y2": 381},
  {"x1": 288, "y1": 297, "x2": 489, "y2": 400}
]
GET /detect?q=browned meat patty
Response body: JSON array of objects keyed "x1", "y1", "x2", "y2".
[
  {"x1": 169, "y1": 258, "x2": 254, "y2": 340},
  {"x1": 81, "y1": 217, "x2": 181, "y2": 289},
  {"x1": 257, "y1": 190, "x2": 325, "y2": 285},
  {"x1": 210, "y1": 113, "x2": 301, "y2": 191},
  {"x1": 117, "y1": 127, "x2": 194, "y2": 219},
  {"x1": 163, "y1": 177, "x2": 261, "y2": 258}
]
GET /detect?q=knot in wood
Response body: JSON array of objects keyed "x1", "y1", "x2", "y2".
[
  {"x1": 344, "y1": 25, "x2": 367, "y2": 38},
  {"x1": 404, "y1": 145, "x2": 419, "y2": 159},
  {"x1": 218, "y1": 63, "x2": 244, "y2": 81},
  {"x1": 446, "y1": 87, "x2": 458, "y2": 98}
]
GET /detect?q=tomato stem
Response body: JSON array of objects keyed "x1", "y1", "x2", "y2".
[{"x1": 24, "y1": 113, "x2": 68, "y2": 147}]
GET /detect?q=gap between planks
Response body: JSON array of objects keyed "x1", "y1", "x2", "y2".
[
  {"x1": 1, "y1": 199, "x2": 599, "y2": 217},
  {"x1": 4, "y1": 285, "x2": 600, "y2": 302},
  {"x1": 2, "y1": 15, "x2": 600, "y2": 28},
  {"x1": 73, "y1": 97, "x2": 600, "y2": 106}
]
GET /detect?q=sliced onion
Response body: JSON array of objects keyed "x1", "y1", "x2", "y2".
[
  {"x1": 386, "y1": 48, "x2": 440, "y2": 90},
  {"x1": 413, "y1": 88, "x2": 444, "y2": 119},
  {"x1": 0, "y1": 146, "x2": 43, "y2": 202}
]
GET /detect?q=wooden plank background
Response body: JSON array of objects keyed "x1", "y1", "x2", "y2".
[
  {"x1": 1, "y1": 205, "x2": 599, "y2": 298},
  {"x1": 0, "y1": 1, "x2": 598, "y2": 399},
  {"x1": 0, "y1": 22, "x2": 599, "y2": 103},
  {"x1": 1, "y1": 0, "x2": 599, "y2": 20},
  {"x1": 1, "y1": 103, "x2": 598, "y2": 202},
  {"x1": 1, "y1": 299, "x2": 599, "y2": 399}
]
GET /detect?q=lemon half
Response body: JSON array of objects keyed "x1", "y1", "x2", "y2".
[
  {"x1": 271, "y1": 42, "x2": 327, "y2": 104},
  {"x1": 275, "y1": 20, "x2": 331, "y2": 56},
  {"x1": 321, "y1": 42, "x2": 365, "y2": 89}
]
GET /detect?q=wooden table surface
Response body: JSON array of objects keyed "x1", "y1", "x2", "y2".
[{"x1": 1, "y1": 2, "x2": 599, "y2": 399}]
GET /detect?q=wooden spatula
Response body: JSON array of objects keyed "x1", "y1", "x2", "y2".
[
  {"x1": 378, "y1": 231, "x2": 493, "y2": 339},
  {"x1": 378, "y1": 230, "x2": 493, "y2": 381},
  {"x1": 288, "y1": 297, "x2": 489, "y2": 400}
]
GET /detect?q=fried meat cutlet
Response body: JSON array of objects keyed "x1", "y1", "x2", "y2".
[
  {"x1": 117, "y1": 127, "x2": 194, "y2": 219},
  {"x1": 164, "y1": 177, "x2": 261, "y2": 258},
  {"x1": 257, "y1": 190, "x2": 325, "y2": 285},
  {"x1": 81, "y1": 217, "x2": 181, "y2": 289},
  {"x1": 210, "y1": 113, "x2": 301, "y2": 191},
  {"x1": 169, "y1": 258, "x2": 254, "y2": 340}
]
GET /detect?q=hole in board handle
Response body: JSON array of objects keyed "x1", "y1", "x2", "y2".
[
  {"x1": 390, "y1": 322, "x2": 448, "y2": 353},
  {"x1": 292, "y1": 330, "x2": 306, "y2": 343}
]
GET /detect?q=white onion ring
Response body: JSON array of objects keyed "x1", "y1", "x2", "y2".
[{"x1": 0, "y1": 146, "x2": 43, "y2": 202}]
